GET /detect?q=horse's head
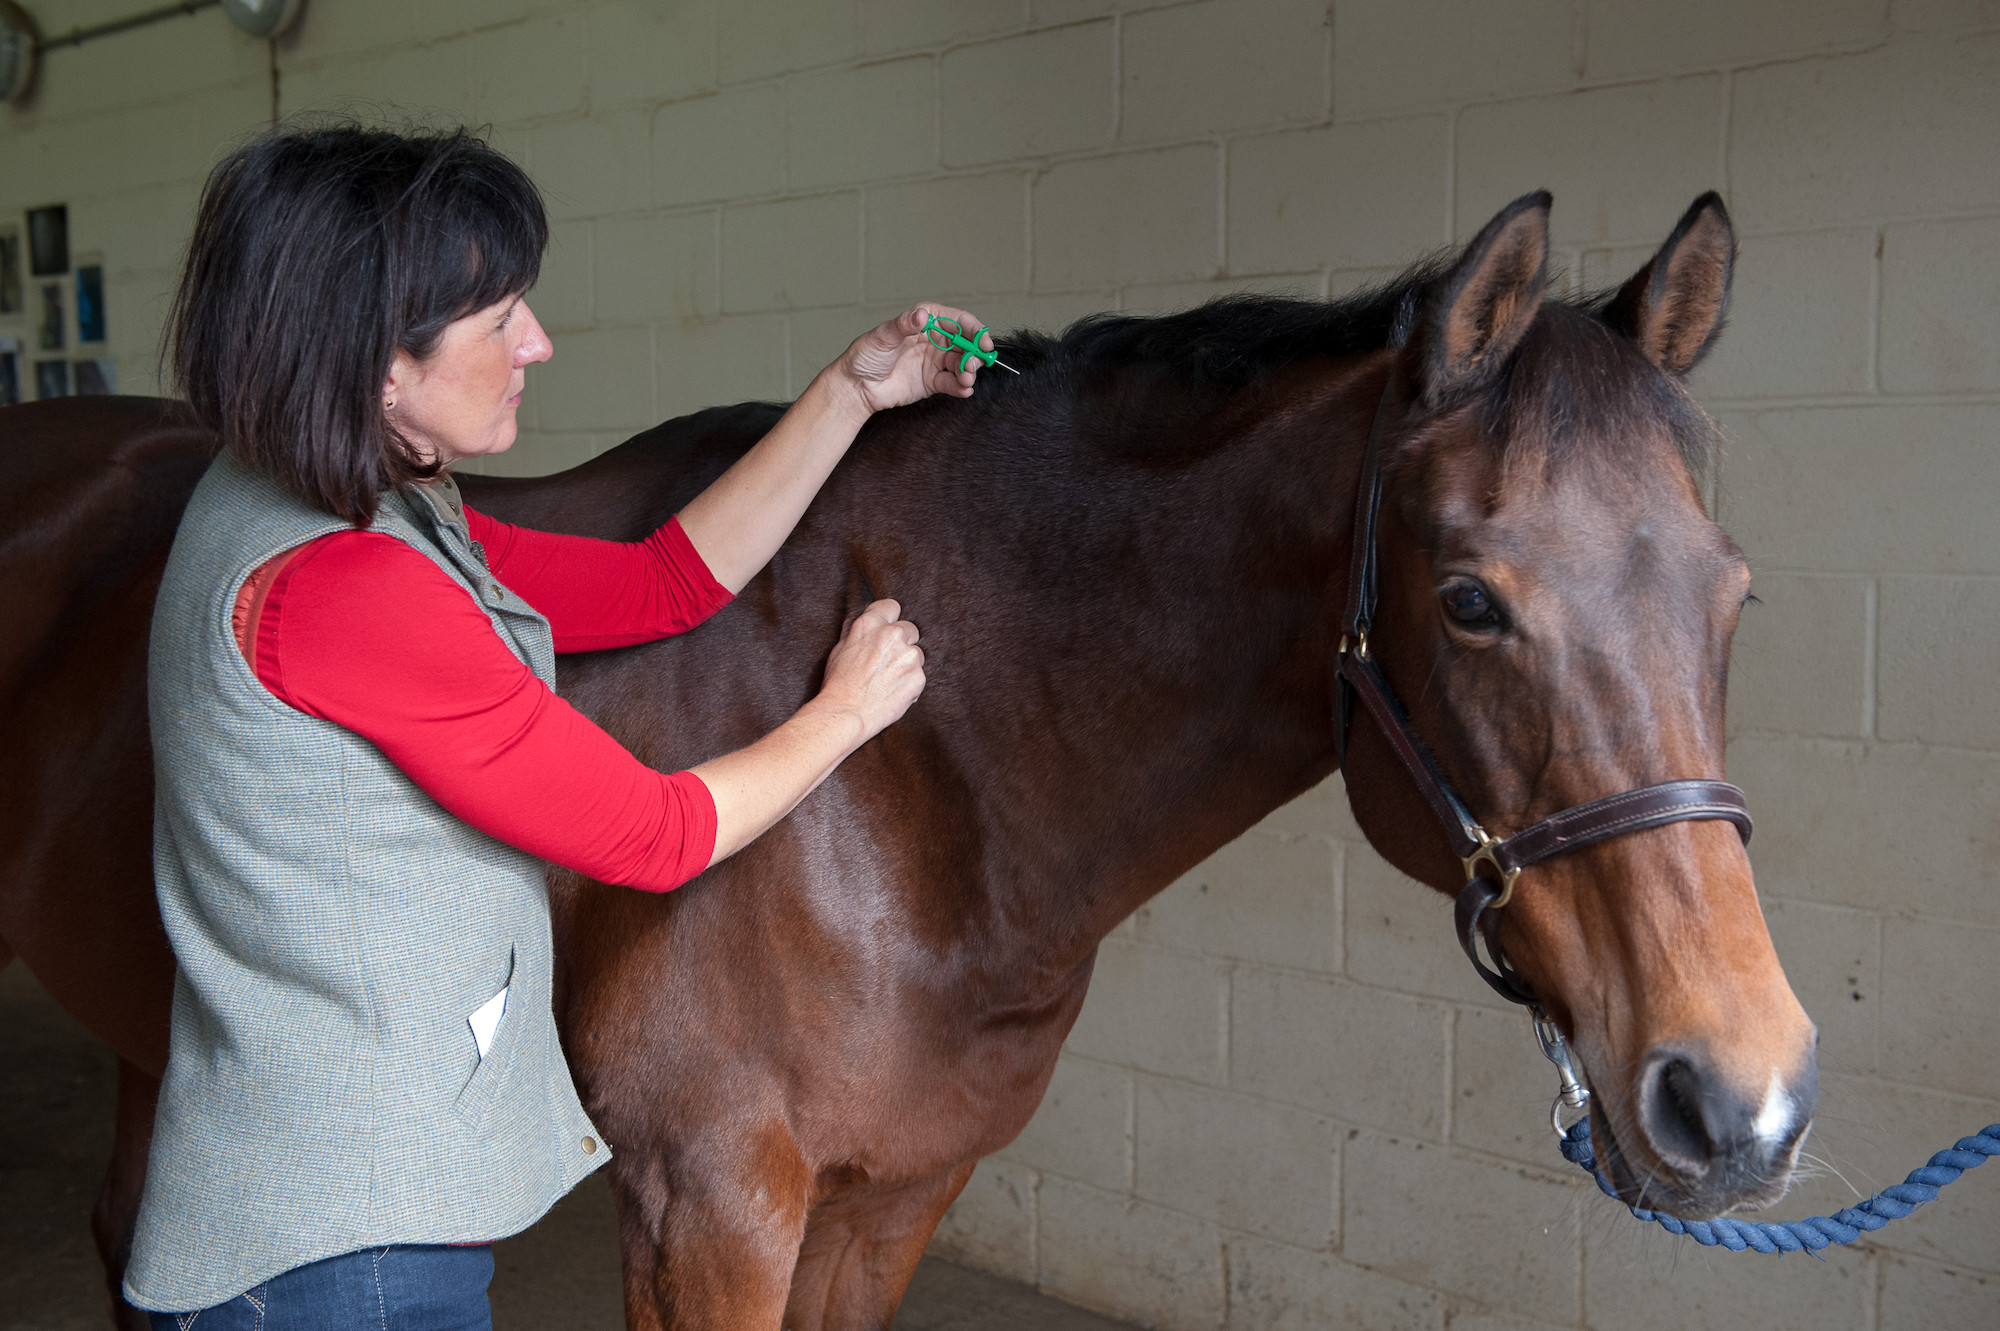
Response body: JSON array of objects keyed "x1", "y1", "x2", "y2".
[{"x1": 1342, "y1": 191, "x2": 1818, "y2": 1220}]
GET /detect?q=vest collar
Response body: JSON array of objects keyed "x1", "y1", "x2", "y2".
[{"x1": 407, "y1": 471, "x2": 470, "y2": 540}]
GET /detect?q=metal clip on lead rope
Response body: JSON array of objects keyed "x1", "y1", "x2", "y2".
[{"x1": 1533, "y1": 1007, "x2": 1592, "y2": 1138}]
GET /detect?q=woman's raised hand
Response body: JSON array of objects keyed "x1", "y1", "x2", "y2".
[
  {"x1": 816, "y1": 599, "x2": 926, "y2": 742},
  {"x1": 835, "y1": 304, "x2": 994, "y2": 414},
  {"x1": 679, "y1": 307, "x2": 992, "y2": 596}
]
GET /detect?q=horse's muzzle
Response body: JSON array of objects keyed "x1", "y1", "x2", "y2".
[{"x1": 1600, "y1": 1042, "x2": 1820, "y2": 1220}]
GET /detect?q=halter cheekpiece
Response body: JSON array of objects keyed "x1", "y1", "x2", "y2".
[{"x1": 1333, "y1": 367, "x2": 1753, "y2": 1132}]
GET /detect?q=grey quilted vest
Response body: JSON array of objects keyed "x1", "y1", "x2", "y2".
[{"x1": 126, "y1": 453, "x2": 608, "y2": 1313}]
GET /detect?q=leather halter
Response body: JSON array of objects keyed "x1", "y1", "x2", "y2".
[{"x1": 1333, "y1": 369, "x2": 1753, "y2": 1013}]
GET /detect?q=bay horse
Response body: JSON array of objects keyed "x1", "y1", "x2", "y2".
[{"x1": 0, "y1": 192, "x2": 1818, "y2": 1330}]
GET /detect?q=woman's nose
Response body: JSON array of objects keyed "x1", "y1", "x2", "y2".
[{"x1": 513, "y1": 302, "x2": 553, "y2": 367}]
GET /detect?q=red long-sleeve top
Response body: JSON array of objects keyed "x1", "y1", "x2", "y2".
[{"x1": 232, "y1": 505, "x2": 731, "y2": 892}]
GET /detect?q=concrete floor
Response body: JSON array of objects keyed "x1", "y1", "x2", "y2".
[{"x1": 0, "y1": 961, "x2": 1132, "y2": 1331}]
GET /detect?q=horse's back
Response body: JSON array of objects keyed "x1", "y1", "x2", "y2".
[
  {"x1": 0, "y1": 394, "x2": 211, "y2": 491},
  {"x1": 457, "y1": 401, "x2": 784, "y2": 539},
  {"x1": 0, "y1": 398, "x2": 214, "y2": 682}
]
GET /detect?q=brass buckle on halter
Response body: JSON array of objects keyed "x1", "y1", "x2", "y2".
[
  {"x1": 1462, "y1": 830, "x2": 1523, "y2": 910},
  {"x1": 1337, "y1": 626, "x2": 1370, "y2": 662}
]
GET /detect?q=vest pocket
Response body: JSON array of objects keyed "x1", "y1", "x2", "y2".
[{"x1": 451, "y1": 948, "x2": 520, "y2": 1130}]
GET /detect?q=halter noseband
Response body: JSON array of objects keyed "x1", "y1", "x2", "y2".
[{"x1": 1333, "y1": 366, "x2": 1753, "y2": 1128}]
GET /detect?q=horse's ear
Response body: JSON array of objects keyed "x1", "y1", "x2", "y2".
[
  {"x1": 1413, "y1": 190, "x2": 1551, "y2": 407},
  {"x1": 1604, "y1": 191, "x2": 1736, "y2": 377}
]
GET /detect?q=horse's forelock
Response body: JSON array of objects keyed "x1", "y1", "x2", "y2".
[{"x1": 1483, "y1": 303, "x2": 1718, "y2": 490}]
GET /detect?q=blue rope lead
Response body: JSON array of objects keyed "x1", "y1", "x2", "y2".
[{"x1": 1559, "y1": 1119, "x2": 2000, "y2": 1255}]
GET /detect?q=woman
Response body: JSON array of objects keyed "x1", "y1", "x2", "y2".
[{"x1": 126, "y1": 124, "x2": 998, "y2": 1327}]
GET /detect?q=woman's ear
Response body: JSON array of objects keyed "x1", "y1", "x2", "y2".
[{"x1": 382, "y1": 349, "x2": 416, "y2": 411}]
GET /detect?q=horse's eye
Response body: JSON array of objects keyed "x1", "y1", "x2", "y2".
[{"x1": 1440, "y1": 580, "x2": 1503, "y2": 629}]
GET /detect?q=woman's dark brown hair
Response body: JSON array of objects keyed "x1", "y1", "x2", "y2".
[{"x1": 167, "y1": 122, "x2": 547, "y2": 524}]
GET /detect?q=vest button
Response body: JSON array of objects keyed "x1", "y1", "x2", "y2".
[{"x1": 582, "y1": 1136, "x2": 598, "y2": 1154}]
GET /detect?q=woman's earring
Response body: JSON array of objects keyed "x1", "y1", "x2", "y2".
[{"x1": 384, "y1": 399, "x2": 395, "y2": 410}]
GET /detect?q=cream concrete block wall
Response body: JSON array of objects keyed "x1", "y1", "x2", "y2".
[{"x1": 5, "y1": 2, "x2": 1999, "y2": 1328}]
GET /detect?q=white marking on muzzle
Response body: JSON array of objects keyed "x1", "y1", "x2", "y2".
[{"x1": 1755, "y1": 1069, "x2": 1794, "y2": 1145}]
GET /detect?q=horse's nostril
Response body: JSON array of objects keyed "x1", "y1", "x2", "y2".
[{"x1": 1639, "y1": 1054, "x2": 1717, "y2": 1174}]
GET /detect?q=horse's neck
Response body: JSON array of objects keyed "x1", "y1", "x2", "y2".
[{"x1": 843, "y1": 358, "x2": 1376, "y2": 964}]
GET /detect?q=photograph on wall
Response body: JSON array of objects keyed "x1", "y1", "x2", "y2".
[
  {"x1": 35, "y1": 358, "x2": 69, "y2": 399},
  {"x1": 0, "y1": 229, "x2": 20, "y2": 314},
  {"x1": 73, "y1": 357, "x2": 115, "y2": 395},
  {"x1": 76, "y1": 265, "x2": 105, "y2": 343},
  {"x1": 38, "y1": 281, "x2": 62, "y2": 350},
  {"x1": 0, "y1": 335, "x2": 18, "y2": 407},
  {"x1": 28, "y1": 204, "x2": 68, "y2": 276}
]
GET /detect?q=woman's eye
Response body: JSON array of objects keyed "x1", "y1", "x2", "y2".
[{"x1": 1441, "y1": 581, "x2": 1502, "y2": 628}]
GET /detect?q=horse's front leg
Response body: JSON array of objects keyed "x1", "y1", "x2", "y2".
[
  {"x1": 609, "y1": 1126, "x2": 814, "y2": 1331},
  {"x1": 782, "y1": 1163, "x2": 976, "y2": 1331}
]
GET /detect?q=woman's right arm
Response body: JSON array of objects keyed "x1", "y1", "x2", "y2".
[{"x1": 247, "y1": 535, "x2": 923, "y2": 886}]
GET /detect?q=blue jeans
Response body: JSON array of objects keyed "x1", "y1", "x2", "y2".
[{"x1": 147, "y1": 1245, "x2": 493, "y2": 1331}]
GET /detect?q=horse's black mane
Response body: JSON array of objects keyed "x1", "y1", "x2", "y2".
[
  {"x1": 991, "y1": 261, "x2": 1444, "y2": 391},
  {"x1": 975, "y1": 257, "x2": 1715, "y2": 479}
]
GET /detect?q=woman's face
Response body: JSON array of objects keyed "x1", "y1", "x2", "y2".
[{"x1": 384, "y1": 294, "x2": 552, "y2": 466}]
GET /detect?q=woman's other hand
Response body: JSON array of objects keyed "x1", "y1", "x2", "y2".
[
  {"x1": 835, "y1": 305, "x2": 994, "y2": 414},
  {"x1": 691, "y1": 599, "x2": 925, "y2": 866},
  {"x1": 815, "y1": 599, "x2": 926, "y2": 742}
]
